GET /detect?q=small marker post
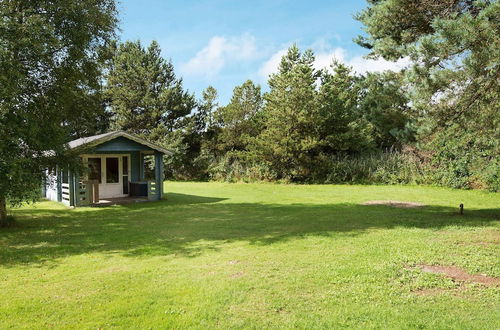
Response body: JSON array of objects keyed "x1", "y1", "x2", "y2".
[{"x1": 459, "y1": 203, "x2": 464, "y2": 215}]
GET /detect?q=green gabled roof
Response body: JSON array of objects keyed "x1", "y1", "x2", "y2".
[{"x1": 67, "y1": 131, "x2": 172, "y2": 155}]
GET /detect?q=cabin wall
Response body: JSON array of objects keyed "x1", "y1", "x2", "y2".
[
  {"x1": 83, "y1": 150, "x2": 142, "y2": 183},
  {"x1": 93, "y1": 137, "x2": 155, "y2": 152},
  {"x1": 87, "y1": 137, "x2": 154, "y2": 184},
  {"x1": 131, "y1": 151, "x2": 141, "y2": 182},
  {"x1": 154, "y1": 151, "x2": 164, "y2": 200},
  {"x1": 45, "y1": 134, "x2": 168, "y2": 206}
]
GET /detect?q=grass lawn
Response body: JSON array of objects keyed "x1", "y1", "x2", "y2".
[{"x1": 1, "y1": 182, "x2": 499, "y2": 329}]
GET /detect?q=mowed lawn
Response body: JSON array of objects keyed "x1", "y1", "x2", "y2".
[{"x1": 1, "y1": 182, "x2": 499, "y2": 329}]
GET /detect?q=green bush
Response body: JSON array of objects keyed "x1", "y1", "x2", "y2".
[
  {"x1": 193, "y1": 148, "x2": 497, "y2": 191},
  {"x1": 320, "y1": 151, "x2": 429, "y2": 185},
  {"x1": 208, "y1": 154, "x2": 279, "y2": 183},
  {"x1": 207, "y1": 150, "x2": 429, "y2": 185}
]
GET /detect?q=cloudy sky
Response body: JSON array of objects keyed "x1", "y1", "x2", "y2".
[{"x1": 119, "y1": 0, "x2": 408, "y2": 104}]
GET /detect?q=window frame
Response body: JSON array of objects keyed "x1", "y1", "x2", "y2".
[{"x1": 81, "y1": 154, "x2": 131, "y2": 186}]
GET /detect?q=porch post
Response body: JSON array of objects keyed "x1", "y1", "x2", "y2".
[
  {"x1": 56, "y1": 165, "x2": 62, "y2": 202},
  {"x1": 139, "y1": 152, "x2": 145, "y2": 181},
  {"x1": 68, "y1": 169, "x2": 74, "y2": 207},
  {"x1": 41, "y1": 170, "x2": 46, "y2": 198},
  {"x1": 154, "y1": 152, "x2": 163, "y2": 200},
  {"x1": 73, "y1": 171, "x2": 80, "y2": 207}
]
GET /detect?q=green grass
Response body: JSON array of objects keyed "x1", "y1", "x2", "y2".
[{"x1": 1, "y1": 182, "x2": 499, "y2": 329}]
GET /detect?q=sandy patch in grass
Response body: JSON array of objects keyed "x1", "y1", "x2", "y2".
[
  {"x1": 98, "y1": 266, "x2": 129, "y2": 273},
  {"x1": 412, "y1": 288, "x2": 449, "y2": 296},
  {"x1": 461, "y1": 229, "x2": 500, "y2": 246},
  {"x1": 411, "y1": 286, "x2": 470, "y2": 297},
  {"x1": 230, "y1": 271, "x2": 245, "y2": 279},
  {"x1": 362, "y1": 200, "x2": 425, "y2": 208},
  {"x1": 417, "y1": 265, "x2": 500, "y2": 286}
]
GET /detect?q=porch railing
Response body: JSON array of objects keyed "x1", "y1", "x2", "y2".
[
  {"x1": 61, "y1": 183, "x2": 70, "y2": 205},
  {"x1": 75, "y1": 182, "x2": 90, "y2": 206},
  {"x1": 147, "y1": 181, "x2": 158, "y2": 201},
  {"x1": 88, "y1": 180, "x2": 99, "y2": 204},
  {"x1": 76, "y1": 180, "x2": 99, "y2": 206}
]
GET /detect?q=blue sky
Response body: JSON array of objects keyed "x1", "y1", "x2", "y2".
[{"x1": 118, "y1": 0, "x2": 408, "y2": 104}]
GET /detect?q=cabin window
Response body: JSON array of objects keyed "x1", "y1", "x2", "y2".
[
  {"x1": 88, "y1": 158, "x2": 102, "y2": 183},
  {"x1": 144, "y1": 155, "x2": 155, "y2": 180},
  {"x1": 61, "y1": 169, "x2": 69, "y2": 184},
  {"x1": 106, "y1": 157, "x2": 119, "y2": 183}
]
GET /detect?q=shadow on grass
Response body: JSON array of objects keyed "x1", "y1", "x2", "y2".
[
  {"x1": 165, "y1": 192, "x2": 228, "y2": 205},
  {"x1": 1, "y1": 193, "x2": 498, "y2": 266}
]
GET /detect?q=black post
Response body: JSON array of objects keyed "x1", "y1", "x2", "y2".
[{"x1": 459, "y1": 203, "x2": 464, "y2": 215}]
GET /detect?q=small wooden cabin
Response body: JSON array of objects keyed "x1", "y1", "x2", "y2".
[{"x1": 43, "y1": 131, "x2": 171, "y2": 207}]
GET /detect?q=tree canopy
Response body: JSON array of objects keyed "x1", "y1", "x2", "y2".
[
  {"x1": 106, "y1": 40, "x2": 196, "y2": 141},
  {"x1": 356, "y1": 0, "x2": 499, "y2": 189},
  {"x1": 0, "y1": 0, "x2": 117, "y2": 224}
]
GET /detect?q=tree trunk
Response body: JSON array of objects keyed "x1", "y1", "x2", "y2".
[{"x1": 0, "y1": 195, "x2": 7, "y2": 227}]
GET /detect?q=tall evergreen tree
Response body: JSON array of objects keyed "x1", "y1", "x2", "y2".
[
  {"x1": 255, "y1": 45, "x2": 320, "y2": 180},
  {"x1": 106, "y1": 40, "x2": 195, "y2": 142},
  {"x1": 197, "y1": 86, "x2": 219, "y2": 133},
  {"x1": 163, "y1": 86, "x2": 220, "y2": 180},
  {"x1": 357, "y1": 71, "x2": 411, "y2": 148},
  {"x1": 317, "y1": 61, "x2": 374, "y2": 154},
  {"x1": 356, "y1": 0, "x2": 499, "y2": 189},
  {"x1": 215, "y1": 80, "x2": 263, "y2": 154},
  {"x1": 0, "y1": 0, "x2": 117, "y2": 225},
  {"x1": 197, "y1": 86, "x2": 221, "y2": 163}
]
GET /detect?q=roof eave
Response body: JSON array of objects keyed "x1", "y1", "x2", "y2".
[{"x1": 66, "y1": 131, "x2": 173, "y2": 155}]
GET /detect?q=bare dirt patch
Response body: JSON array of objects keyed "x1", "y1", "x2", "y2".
[
  {"x1": 98, "y1": 266, "x2": 129, "y2": 273},
  {"x1": 467, "y1": 229, "x2": 500, "y2": 246},
  {"x1": 412, "y1": 288, "x2": 448, "y2": 296},
  {"x1": 417, "y1": 265, "x2": 500, "y2": 286},
  {"x1": 362, "y1": 200, "x2": 425, "y2": 208},
  {"x1": 229, "y1": 271, "x2": 245, "y2": 279},
  {"x1": 411, "y1": 286, "x2": 470, "y2": 297}
]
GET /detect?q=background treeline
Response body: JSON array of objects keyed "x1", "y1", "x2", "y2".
[
  {"x1": 105, "y1": 41, "x2": 414, "y2": 182},
  {"x1": 1, "y1": 0, "x2": 498, "y2": 224},
  {"x1": 102, "y1": 30, "x2": 498, "y2": 191},
  {"x1": 98, "y1": 1, "x2": 499, "y2": 191}
]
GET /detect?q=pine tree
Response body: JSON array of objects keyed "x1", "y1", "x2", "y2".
[
  {"x1": 106, "y1": 40, "x2": 195, "y2": 142},
  {"x1": 356, "y1": 0, "x2": 500, "y2": 189},
  {"x1": 357, "y1": 71, "x2": 411, "y2": 148},
  {"x1": 215, "y1": 80, "x2": 263, "y2": 154},
  {"x1": 255, "y1": 45, "x2": 320, "y2": 180},
  {"x1": 317, "y1": 61, "x2": 374, "y2": 154},
  {"x1": 163, "y1": 86, "x2": 220, "y2": 180}
]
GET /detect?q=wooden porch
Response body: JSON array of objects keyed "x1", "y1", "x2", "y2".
[{"x1": 61, "y1": 180, "x2": 160, "y2": 207}]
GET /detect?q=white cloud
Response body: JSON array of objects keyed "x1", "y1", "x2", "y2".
[
  {"x1": 181, "y1": 33, "x2": 258, "y2": 77},
  {"x1": 347, "y1": 55, "x2": 411, "y2": 74},
  {"x1": 315, "y1": 48, "x2": 410, "y2": 74},
  {"x1": 313, "y1": 48, "x2": 347, "y2": 71},
  {"x1": 258, "y1": 49, "x2": 287, "y2": 79},
  {"x1": 259, "y1": 45, "x2": 410, "y2": 79}
]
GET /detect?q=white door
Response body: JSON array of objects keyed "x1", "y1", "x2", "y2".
[
  {"x1": 85, "y1": 155, "x2": 127, "y2": 199},
  {"x1": 99, "y1": 156, "x2": 124, "y2": 198}
]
